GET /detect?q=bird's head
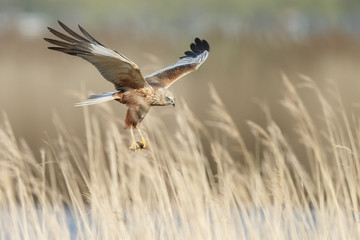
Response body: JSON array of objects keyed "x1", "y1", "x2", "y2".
[{"x1": 158, "y1": 89, "x2": 175, "y2": 107}]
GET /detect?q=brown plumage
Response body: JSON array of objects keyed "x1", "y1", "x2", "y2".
[{"x1": 44, "y1": 20, "x2": 210, "y2": 151}]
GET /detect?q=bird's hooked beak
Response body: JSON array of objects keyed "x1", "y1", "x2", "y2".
[{"x1": 171, "y1": 99, "x2": 175, "y2": 107}]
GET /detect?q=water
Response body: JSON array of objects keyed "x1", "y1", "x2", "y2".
[{"x1": 0, "y1": 205, "x2": 358, "y2": 239}]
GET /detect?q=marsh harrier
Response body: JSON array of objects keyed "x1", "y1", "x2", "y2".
[{"x1": 44, "y1": 21, "x2": 210, "y2": 151}]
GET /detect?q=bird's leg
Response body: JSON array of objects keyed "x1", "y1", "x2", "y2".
[
  {"x1": 129, "y1": 127, "x2": 140, "y2": 151},
  {"x1": 136, "y1": 127, "x2": 147, "y2": 150}
]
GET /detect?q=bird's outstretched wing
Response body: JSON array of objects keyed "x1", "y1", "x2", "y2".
[
  {"x1": 145, "y1": 38, "x2": 210, "y2": 88},
  {"x1": 44, "y1": 21, "x2": 150, "y2": 90}
]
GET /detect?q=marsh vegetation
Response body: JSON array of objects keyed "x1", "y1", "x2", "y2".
[{"x1": 1, "y1": 73, "x2": 360, "y2": 238}]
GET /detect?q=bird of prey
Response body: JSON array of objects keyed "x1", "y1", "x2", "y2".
[{"x1": 44, "y1": 21, "x2": 210, "y2": 151}]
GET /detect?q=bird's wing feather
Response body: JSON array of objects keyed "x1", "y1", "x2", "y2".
[
  {"x1": 44, "y1": 21, "x2": 150, "y2": 90},
  {"x1": 145, "y1": 38, "x2": 209, "y2": 88}
]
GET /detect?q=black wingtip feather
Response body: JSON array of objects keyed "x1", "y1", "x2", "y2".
[
  {"x1": 44, "y1": 38, "x2": 72, "y2": 48},
  {"x1": 184, "y1": 51, "x2": 197, "y2": 57},
  {"x1": 195, "y1": 38, "x2": 202, "y2": 46},
  {"x1": 78, "y1": 24, "x2": 105, "y2": 47},
  {"x1": 47, "y1": 46, "x2": 77, "y2": 55},
  {"x1": 190, "y1": 43, "x2": 200, "y2": 54},
  {"x1": 47, "y1": 26, "x2": 78, "y2": 43},
  {"x1": 57, "y1": 20, "x2": 89, "y2": 42},
  {"x1": 179, "y1": 38, "x2": 210, "y2": 59},
  {"x1": 200, "y1": 39, "x2": 210, "y2": 52},
  {"x1": 45, "y1": 21, "x2": 103, "y2": 56},
  {"x1": 47, "y1": 46, "x2": 91, "y2": 56},
  {"x1": 195, "y1": 37, "x2": 209, "y2": 52}
]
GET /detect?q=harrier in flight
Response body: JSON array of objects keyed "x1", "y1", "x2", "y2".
[{"x1": 44, "y1": 21, "x2": 210, "y2": 151}]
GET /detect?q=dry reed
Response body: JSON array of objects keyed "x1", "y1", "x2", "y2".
[{"x1": 0, "y1": 76, "x2": 359, "y2": 239}]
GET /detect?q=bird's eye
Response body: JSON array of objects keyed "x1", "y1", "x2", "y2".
[{"x1": 165, "y1": 97, "x2": 170, "y2": 101}]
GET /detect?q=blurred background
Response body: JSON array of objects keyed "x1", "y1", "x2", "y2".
[{"x1": 1, "y1": 0, "x2": 360, "y2": 154}]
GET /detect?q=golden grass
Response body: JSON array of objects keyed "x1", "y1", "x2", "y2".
[{"x1": 0, "y1": 76, "x2": 359, "y2": 239}]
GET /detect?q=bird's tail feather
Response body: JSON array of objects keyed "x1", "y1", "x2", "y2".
[{"x1": 75, "y1": 91, "x2": 118, "y2": 107}]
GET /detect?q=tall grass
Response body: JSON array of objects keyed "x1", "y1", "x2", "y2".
[{"x1": 0, "y1": 76, "x2": 359, "y2": 239}]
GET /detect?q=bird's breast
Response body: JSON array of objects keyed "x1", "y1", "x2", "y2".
[{"x1": 115, "y1": 88, "x2": 157, "y2": 106}]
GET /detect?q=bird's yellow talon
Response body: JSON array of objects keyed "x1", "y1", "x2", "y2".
[
  {"x1": 129, "y1": 142, "x2": 140, "y2": 152},
  {"x1": 140, "y1": 139, "x2": 147, "y2": 150}
]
